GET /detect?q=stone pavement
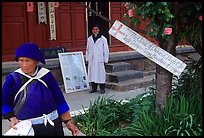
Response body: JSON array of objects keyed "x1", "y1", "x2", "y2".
[{"x1": 2, "y1": 86, "x2": 152, "y2": 136}]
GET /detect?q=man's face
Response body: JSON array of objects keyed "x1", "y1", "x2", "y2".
[{"x1": 92, "y1": 27, "x2": 100, "y2": 36}]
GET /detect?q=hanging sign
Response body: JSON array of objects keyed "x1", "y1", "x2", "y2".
[
  {"x1": 109, "y1": 20, "x2": 187, "y2": 77},
  {"x1": 48, "y1": 2, "x2": 56, "y2": 40},
  {"x1": 37, "y1": 2, "x2": 47, "y2": 24},
  {"x1": 54, "y1": 2, "x2": 59, "y2": 7},
  {"x1": 27, "y1": 2, "x2": 34, "y2": 12}
]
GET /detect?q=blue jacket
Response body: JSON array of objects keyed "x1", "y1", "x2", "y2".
[{"x1": 2, "y1": 66, "x2": 70, "y2": 120}]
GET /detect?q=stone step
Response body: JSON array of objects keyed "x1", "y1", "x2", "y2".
[
  {"x1": 106, "y1": 70, "x2": 144, "y2": 83},
  {"x1": 106, "y1": 74, "x2": 155, "y2": 91},
  {"x1": 143, "y1": 70, "x2": 156, "y2": 76},
  {"x1": 105, "y1": 62, "x2": 132, "y2": 73}
]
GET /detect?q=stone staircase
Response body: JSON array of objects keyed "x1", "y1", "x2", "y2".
[{"x1": 105, "y1": 62, "x2": 155, "y2": 91}]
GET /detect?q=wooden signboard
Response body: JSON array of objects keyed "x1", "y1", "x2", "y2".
[
  {"x1": 58, "y1": 52, "x2": 89, "y2": 93},
  {"x1": 109, "y1": 20, "x2": 187, "y2": 77}
]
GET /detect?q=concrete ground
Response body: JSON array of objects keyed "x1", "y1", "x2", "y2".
[{"x1": 2, "y1": 86, "x2": 152, "y2": 136}]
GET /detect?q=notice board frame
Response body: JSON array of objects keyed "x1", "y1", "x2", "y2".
[{"x1": 58, "y1": 52, "x2": 89, "y2": 93}]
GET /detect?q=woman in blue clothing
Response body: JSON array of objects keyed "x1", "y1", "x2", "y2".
[{"x1": 2, "y1": 42, "x2": 79, "y2": 136}]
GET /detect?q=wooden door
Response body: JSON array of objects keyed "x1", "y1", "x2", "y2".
[
  {"x1": 2, "y1": 2, "x2": 87, "y2": 62},
  {"x1": 56, "y1": 2, "x2": 87, "y2": 53},
  {"x1": 2, "y1": 2, "x2": 48, "y2": 62},
  {"x1": 109, "y1": 2, "x2": 132, "y2": 52},
  {"x1": 2, "y1": 2, "x2": 28, "y2": 62}
]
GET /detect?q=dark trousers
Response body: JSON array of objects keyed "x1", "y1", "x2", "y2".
[
  {"x1": 91, "y1": 82, "x2": 105, "y2": 91},
  {"x1": 32, "y1": 117, "x2": 64, "y2": 136}
]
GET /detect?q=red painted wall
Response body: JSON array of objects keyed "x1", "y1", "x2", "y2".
[{"x1": 2, "y1": 2, "x2": 159, "y2": 62}]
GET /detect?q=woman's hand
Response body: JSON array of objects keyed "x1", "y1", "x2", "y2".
[
  {"x1": 9, "y1": 116, "x2": 19, "y2": 129},
  {"x1": 60, "y1": 111, "x2": 79, "y2": 136},
  {"x1": 65, "y1": 120, "x2": 79, "y2": 136}
]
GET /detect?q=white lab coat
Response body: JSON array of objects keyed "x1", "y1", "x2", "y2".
[{"x1": 86, "y1": 35, "x2": 109, "y2": 83}]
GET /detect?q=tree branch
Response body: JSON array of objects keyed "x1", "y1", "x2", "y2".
[{"x1": 78, "y1": 2, "x2": 115, "y2": 24}]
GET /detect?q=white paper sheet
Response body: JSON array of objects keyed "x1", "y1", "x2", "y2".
[{"x1": 4, "y1": 120, "x2": 34, "y2": 136}]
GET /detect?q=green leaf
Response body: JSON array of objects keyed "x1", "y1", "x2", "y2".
[
  {"x1": 184, "y1": 130, "x2": 190, "y2": 136},
  {"x1": 161, "y1": 2, "x2": 167, "y2": 6},
  {"x1": 146, "y1": 2, "x2": 152, "y2": 6}
]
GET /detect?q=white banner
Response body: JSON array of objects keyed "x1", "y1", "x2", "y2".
[
  {"x1": 109, "y1": 20, "x2": 187, "y2": 77},
  {"x1": 37, "y1": 2, "x2": 47, "y2": 24},
  {"x1": 48, "y1": 2, "x2": 56, "y2": 40}
]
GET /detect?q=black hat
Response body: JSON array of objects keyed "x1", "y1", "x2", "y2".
[{"x1": 92, "y1": 24, "x2": 101, "y2": 30}]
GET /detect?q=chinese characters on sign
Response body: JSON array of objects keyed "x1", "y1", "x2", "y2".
[
  {"x1": 37, "y1": 2, "x2": 47, "y2": 24},
  {"x1": 109, "y1": 20, "x2": 187, "y2": 77},
  {"x1": 48, "y1": 2, "x2": 56, "y2": 40}
]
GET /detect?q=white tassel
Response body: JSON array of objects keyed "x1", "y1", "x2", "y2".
[{"x1": 43, "y1": 114, "x2": 54, "y2": 126}]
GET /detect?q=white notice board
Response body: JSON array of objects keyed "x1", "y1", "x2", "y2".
[{"x1": 58, "y1": 52, "x2": 89, "y2": 93}]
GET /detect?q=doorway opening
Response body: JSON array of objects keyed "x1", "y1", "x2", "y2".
[{"x1": 87, "y1": 2, "x2": 109, "y2": 44}]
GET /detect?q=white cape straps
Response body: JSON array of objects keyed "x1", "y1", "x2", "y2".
[{"x1": 14, "y1": 67, "x2": 50, "y2": 102}]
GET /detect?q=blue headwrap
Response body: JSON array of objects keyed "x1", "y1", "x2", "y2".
[{"x1": 15, "y1": 42, "x2": 46, "y2": 64}]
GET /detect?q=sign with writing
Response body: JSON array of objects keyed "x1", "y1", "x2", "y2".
[
  {"x1": 37, "y1": 2, "x2": 47, "y2": 24},
  {"x1": 40, "y1": 47, "x2": 65, "y2": 59},
  {"x1": 48, "y1": 2, "x2": 56, "y2": 40},
  {"x1": 109, "y1": 20, "x2": 187, "y2": 77},
  {"x1": 58, "y1": 52, "x2": 89, "y2": 93}
]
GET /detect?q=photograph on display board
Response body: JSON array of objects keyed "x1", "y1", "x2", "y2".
[{"x1": 58, "y1": 52, "x2": 89, "y2": 93}]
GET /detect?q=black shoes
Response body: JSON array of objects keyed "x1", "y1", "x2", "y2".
[
  {"x1": 89, "y1": 89, "x2": 105, "y2": 94},
  {"x1": 90, "y1": 83, "x2": 105, "y2": 94},
  {"x1": 89, "y1": 90, "x2": 97, "y2": 93},
  {"x1": 100, "y1": 89, "x2": 105, "y2": 94}
]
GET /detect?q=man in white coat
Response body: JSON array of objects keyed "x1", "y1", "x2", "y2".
[{"x1": 86, "y1": 24, "x2": 109, "y2": 94}]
